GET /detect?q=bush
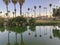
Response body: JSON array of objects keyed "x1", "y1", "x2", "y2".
[
  {"x1": 29, "y1": 18, "x2": 36, "y2": 26},
  {"x1": 8, "y1": 16, "x2": 27, "y2": 26},
  {"x1": 0, "y1": 18, "x2": 4, "y2": 26}
]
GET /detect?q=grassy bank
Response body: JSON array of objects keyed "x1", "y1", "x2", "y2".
[{"x1": 36, "y1": 20, "x2": 60, "y2": 26}]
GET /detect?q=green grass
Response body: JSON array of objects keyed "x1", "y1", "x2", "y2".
[{"x1": 36, "y1": 20, "x2": 60, "y2": 26}]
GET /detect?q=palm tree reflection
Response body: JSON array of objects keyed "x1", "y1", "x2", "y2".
[
  {"x1": 39, "y1": 26, "x2": 42, "y2": 37},
  {"x1": 53, "y1": 28, "x2": 60, "y2": 39},
  {"x1": 20, "y1": 33, "x2": 25, "y2": 45},
  {"x1": 7, "y1": 26, "x2": 27, "y2": 45},
  {"x1": 20, "y1": 26, "x2": 26, "y2": 45},
  {"x1": 35, "y1": 27, "x2": 37, "y2": 37},
  {"x1": 14, "y1": 32, "x2": 19, "y2": 45},
  {"x1": 29, "y1": 26, "x2": 35, "y2": 35},
  {"x1": 7, "y1": 30, "x2": 10, "y2": 45},
  {"x1": 27, "y1": 26, "x2": 31, "y2": 35},
  {"x1": 49, "y1": 27, "x2": 52, "y2": 39}
]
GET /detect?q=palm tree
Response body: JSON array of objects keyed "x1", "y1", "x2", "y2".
[
  {"x1": 3, "y1": 0, "x2": 10, "y2": 16},
  {"x1": 0, "y1": 11, "x2": 2, "y2": 16},
  {"x1": 34, "y1": 6, "x2": 36, "y2": 17},
  {"x1": 0, "y1": 11, "x2": 2, "y2": 14},
  {"x1": 39, "y1": 5, "x2": 41, "y2": 16},
  {"x1": 44, "y1": 7, "x2": 47, "y2": 16},
  {"x1": 12, "y1": 12, "x2": 15, "y2": 18},
  {"x1": 18, "y1": 0, "x2": 25, "y2": 16},
  {"x1": 49, "y1": 4, "x2": 52, "y2": 18},
  {"x1": 12, "y1": 0, "x2": 18, "y2": 17},
  {"x1": 28, "y1": 8, "x2": 30, "y2": 11},
  {"x1": 28, "y1": 8, "x2": 30, "y2": 17}
]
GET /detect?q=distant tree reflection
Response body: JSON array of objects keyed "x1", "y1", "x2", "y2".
[
  {"x1": 53, "y1": 29, "x2": 60, "y2": 39},
  {"x1": 7, "y1": 30, "x2": 10, "y2": 45}
]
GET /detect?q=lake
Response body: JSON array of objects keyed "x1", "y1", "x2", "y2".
[{"x1": 0, "y1": 26, "x2": 60, "y2": 45}]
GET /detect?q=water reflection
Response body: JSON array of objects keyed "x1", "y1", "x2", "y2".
[
  {"x1": 0, "y1": 27, "x2": 5, "y2": 32},
  {"x1": 14, "y1": 31, "x2": 19, "y2": 45},
  {"x1": 7, "y1": 26, "x2": 27, "y2": 45},
  {"x1": 38, "y1": 26, "x2": 42, "y2": 37},
  {"x1": 7, "y1": 30, "x2": 10, "y2": 45},
  {"x1": 53, "y1": 26, "x2": 60, "y2": 39},
  {"x1": 20, "y1": 32, "x2": 25, "y2": 45},
  {"x1": 0, "y1": 26, "x2": 60, "y2": 45}
]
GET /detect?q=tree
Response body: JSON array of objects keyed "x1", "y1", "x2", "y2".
[
  {"x1": 3, "y1": 0, "x2": 10, "y2": 16},
  {"x1": 34, "y1": 6, "x2": 36, "y2": 17},
  {"x1": 18, "y1": 0, "x2": 25, "y2": 16},
  {"x1": 44, "y1": 7, "x2": 47, "y2": 16},
  {"x1": 12, "y1": 12, "x2": 15, "y2": 18},
  {"x1": 27, "y1": 8, "x2": 30, "y2": 17},
  {"x1": 12, "y1": 0, "x2": 18, "y2": 17},
  {"x1": 53, "y1": 7, "x2": 60, "y2": 17},
  {"x1": 28, "y1": 8, "x2": 30, "y2": 11},
  {"x1": 0, "y1": 11, "x2": 2, "y2": 14},
  {"x1": 49, "y1": 3, "x2": 52, "y2": 17},
  {"x1": 39, "y1": 5, "x2": 41, "y2": 16}
]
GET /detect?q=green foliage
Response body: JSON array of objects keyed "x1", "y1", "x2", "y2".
[
  {"x1": 14, "y1": 43, "x2": 19, "y2": 45},
  {"x1": 14, "y1": 16, "x2": 27, "y2": 24},
  {"x1": 8, "y1": 18, "x2": 15, "y2": 26},
  {"x1": 0, "y1": 27, "x2": 5, "y2": 32},
  {"x1": 0, "y1": 18, "x2": 4, "y2": 26},
  {"x1": 29, "y1": 26, "x2": 35, "y2": 31},
  {"x1": 7, "y1": 26, "x2": 27, "y2": 33},
  {"x1": 8, "y1": 17, "x2": 36, "y2": 26},
  {"x1": 8, "y1": 16, "x2": 27, "y2": 26},
  {"x1": 53, "y1": 30, "x2": 60, "y2": 39},
  {"x1": 53, "y1": 7, "x2": 60, "y2": 17},
  {"x1": 29, "y1": 18, "x2": 36, "y2": 26},
  {"x1": 7, "y1": 42, "x2": 10, "y2": 45}
]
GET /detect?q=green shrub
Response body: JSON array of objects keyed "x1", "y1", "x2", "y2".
[
  {"x1": 29, "y1": 18, "x2": 36, "y2": 26},
  {"x1": 8, "y1": 16, "x2": 27, "y2": 26}
]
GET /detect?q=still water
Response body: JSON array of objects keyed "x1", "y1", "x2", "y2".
[{"x1": 0, "y1": 26, "x2": 60, "y2": 45}]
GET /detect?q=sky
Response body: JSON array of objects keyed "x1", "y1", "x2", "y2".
[{"x1": 0, "y1": 0, "x2": 60, "y2": 17}]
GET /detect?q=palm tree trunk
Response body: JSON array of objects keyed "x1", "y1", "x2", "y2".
[
  {"x1": 39, "y1": 8, "x2": 41, "y2": 16},
  {"x1": 20, "y1": 4, "x2": 22, "y2": 16},
  {"x1": 6, "y1": 5, "x2": 8, "y2": 16},
  {"x1": 44, "y1": 8, "x2": 47, "y2": 16},
  {"x1": 8, "y1": 31, "x2": 9, "y2": 43},
  {"x1": 13, "y1": 14, "x2": 14, "y2": 18},
  {"x1": 34, "y1": 9, "x2": 36, "y2": 18},
  {"x1": 16, "y1": 32, "x2": 17, "y2": 44},
  {"x1": 50, "y1": 7, "x2": 51, "y2": 18},
  {"x1": 21, "y1": 33, "x2": 23, "y2": 45},
  {"x1": 14, "y1": 4, "x2": 16, "y2": 17}
]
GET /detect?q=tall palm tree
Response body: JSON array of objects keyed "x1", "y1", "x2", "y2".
[
  {"x1": 12, "y1": 12, "x2": 15, "y2": 18},
  {"x1": 44, "y1": 7, "x2": 47, "y2": 16},
  {"x1": 18, "y1": 0, "x2": 25, "y2": 16},
  {"x1": 28, "y1": 8, "x2": 30, "y2": 17},
  {"x1": 49, "y1": 4, "x2": 52, "y2": 18},
  {"x1": 34, "y1": 6, "x2": 36, "y2": 17},
  {"x1": 3, "y1": 0, "x2": 10, "y2": 16},
  {"x1": 39, "y1": 5, "x2": 41, "y2": 16},
  {"x1": 0, "y1": 11, "x2": 2, "y2": 16},
  {"x1": 12, "y1": 0, "x2": 18, "y2": 17},
  {"x1": 28, "y1": 8, "x2": 30, "y2": 11},
  {"x1": 0, "y1": 11, "x2": 2, "y2": 14}
]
